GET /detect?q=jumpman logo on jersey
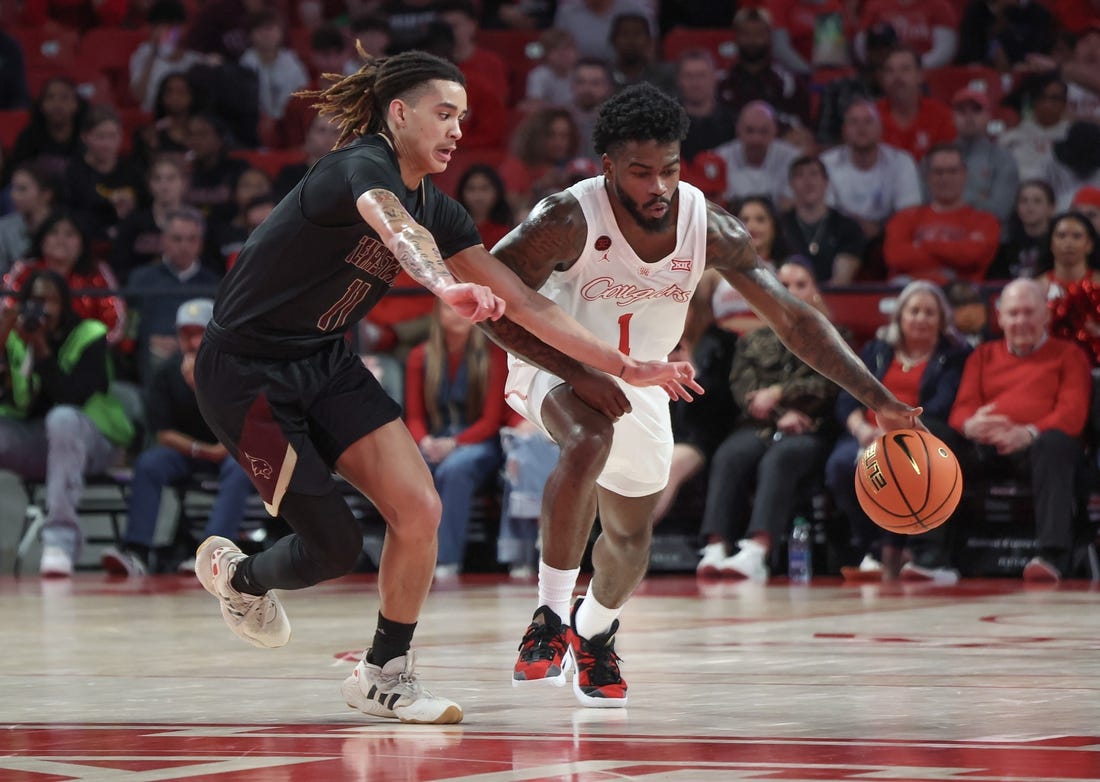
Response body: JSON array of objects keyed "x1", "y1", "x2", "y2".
[{"x1": 594, "y1": 235, "x2": 613, "y2": 262}]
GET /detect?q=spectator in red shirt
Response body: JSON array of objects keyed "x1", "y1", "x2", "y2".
[
  {"x1": 856, "y1": 0, "x2": 958, "y2": 70},
  {"x1": 419, "y1": 21, "x2": 508, "y2": 152},
  {"x1": 949, "y1": 278, "x2": 1092, "y2": 583},
  {"x1": 3, "y1": 210, "x2": 125, "y2": 346},
  {"x1": 877, "y1": 47, "x2": 955, "y2": 161},
  {"x1": 405, "y1": 300, "x2": 509, "y2": 579},
  {"x1": 884, "y1": 143, "x2": 1000, "y2": 284},
  {"x1": 438, "y1": 0, "x2": 511, "y2": 104}
]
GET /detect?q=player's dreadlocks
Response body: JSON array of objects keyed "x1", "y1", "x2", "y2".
[
  {"x1": 297, "y1": 46, "x2": 466, "y2": 149},
  {"x1": 591, "y1": 83, "x2": 689, "y2": 157}
]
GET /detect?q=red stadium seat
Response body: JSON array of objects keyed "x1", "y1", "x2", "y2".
[
  {"x1": 79, "y1": 28, "x2": 149, "y2": 107},
  {"x1": 475, "y1": 29, "x2": 542, "y2": 106},
  {"x1": 11, "y1": 25, "x2": 80, "y2": 71},
  {"x1": 230, "y1": 148, "x2": 307, "y2": 179},
  {"x1": 70, "y1": 69, "x2": 115, "y2": 107},
  {"x1": 924, "y1": 65, "x2": 1013, "y2": 107},
  {"x1": 0, "y1": 109, "x2": 30, "y2": 152},
  {"x1": 25, "y1": 67, "x2": 73, "y2": 100},
  {"x1": 661, "y1": 27, "x2": 738, "y2": 72},
  {"x1": 823, "y1": 288, "x2": 893, "y2": 347}
]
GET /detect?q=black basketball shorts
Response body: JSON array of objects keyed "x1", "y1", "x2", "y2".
[{"x1": 194, "y1": 338, "x2": 401, "y2": 515}]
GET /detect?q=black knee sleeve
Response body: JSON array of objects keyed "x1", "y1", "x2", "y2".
[{"x1": 237, "y1": 486, "x2": 363, "y2": 591}]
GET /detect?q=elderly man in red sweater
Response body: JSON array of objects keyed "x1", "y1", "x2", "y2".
[
  {"x1": 884, "y1": 142, "x2": 1000, "y2": 285},
  {"x1": 949, "y1": 278, "x2": 1092, "y2": 582}
]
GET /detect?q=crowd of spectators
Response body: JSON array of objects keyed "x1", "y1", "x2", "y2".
[{"x1": 0, "y1": 0, "x2": 1098, "y2": 581}]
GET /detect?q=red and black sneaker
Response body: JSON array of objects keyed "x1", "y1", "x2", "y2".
[
  {"x1": 569, "y1": 599, "x2": 627, "y2": 708},
  {"x1": 512, "y1": 605, "x2": 573, "y2": 687}
]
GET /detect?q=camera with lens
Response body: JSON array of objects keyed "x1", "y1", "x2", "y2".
[{"x1": 20, "y1": 300, "x2": 47, "y2": 333}]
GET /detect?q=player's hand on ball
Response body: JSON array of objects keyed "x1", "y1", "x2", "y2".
[
  {"x1": 873, "y1": 399, "x2": 925, "y2": 432},
  {"x1": 440, "y1": 282, "x2": 506, "y2": 323}
]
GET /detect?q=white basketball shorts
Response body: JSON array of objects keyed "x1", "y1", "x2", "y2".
[{"x1": 504, "y1": 360, "x2": 673, "y2": 497}]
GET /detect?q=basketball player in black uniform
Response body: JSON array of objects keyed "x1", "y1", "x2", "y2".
[{"x1": 191, "y1": 51, "x2": 695, "y2": 725}]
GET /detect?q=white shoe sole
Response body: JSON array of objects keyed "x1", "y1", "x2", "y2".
[
  {"x1": 571, "y1": 673, "x2": 628, "y2": 709},
  {"x1": 341, "y1": 675, "x2": 463, "y2": 724},
  {"x1": 196, "y1": 535, "x2": 291, "y2": 649}
]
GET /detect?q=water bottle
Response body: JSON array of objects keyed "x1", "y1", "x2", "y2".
[{"x1": 788, "y1": 516, "x2": 812, "y2": 584}]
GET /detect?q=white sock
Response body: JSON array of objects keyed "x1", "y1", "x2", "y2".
[
  {"x1": 574, "y1": 583, "x2": 622, "y2": 641},
  {"x1": 538, "y1": 560, "x2": 579, "y2": 622}
]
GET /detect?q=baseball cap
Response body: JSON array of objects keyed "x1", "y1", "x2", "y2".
[
  {"x1": 176, "y1": 298, "x2": 214, "y2": 329},
  {"x1": 1071, "y1": 185, "x2": 1100, "y2": 210},
  {"x1": 951, "y1": 88, "x2": 990, "y2": 111}
]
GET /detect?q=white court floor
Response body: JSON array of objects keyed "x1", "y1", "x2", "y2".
[{"x1": 2, "y1": 572, "x2": 1099, "y2": 781}]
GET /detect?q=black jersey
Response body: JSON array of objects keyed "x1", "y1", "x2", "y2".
[{"x1": 206, "y1": 134, "x2": 481, "y2": 359}]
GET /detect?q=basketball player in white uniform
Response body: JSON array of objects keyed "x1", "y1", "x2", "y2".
[{"x1": 475, "y1": 85, "x2": 920, "y2": 708}]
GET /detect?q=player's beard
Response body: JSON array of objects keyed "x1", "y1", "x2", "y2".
[{"x1": 616, "y1": 185, "x2": 674, "y2": 234}]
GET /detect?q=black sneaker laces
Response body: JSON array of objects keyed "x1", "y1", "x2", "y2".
[
  {"x1": 518, "y1": 620, "x2": 566, "y2": 661},
  {"x1": 579, "y1": 630, "x2": 623, "y2": 686}
]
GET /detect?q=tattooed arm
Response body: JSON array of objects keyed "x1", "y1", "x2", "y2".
[
  {"x1": 357, "y1": 188, "x2": 504, "y2": 322},
  {"x1": 452, "y1": 192, "x2": 589, "y2": 380},
  {"x1": 705, "y1": 201, "x2": 921, "y2": 431},
  {"x1": 448, "y1": 193, "x2": 697, "y2": 396}
]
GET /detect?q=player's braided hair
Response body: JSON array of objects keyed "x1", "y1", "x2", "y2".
[
  {"x1": 591, "y1": 83, "x2": 689, "y2": 157},
  {"x1": 297, "y1": 46, "x2": 466, "y2": 149}
]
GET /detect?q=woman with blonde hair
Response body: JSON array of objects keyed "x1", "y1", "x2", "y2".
[{"x1": 825, "y1": 279, "x2": 970, "y2": 582}]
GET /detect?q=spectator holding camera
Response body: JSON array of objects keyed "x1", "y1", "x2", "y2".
[
  {"x1": 0, "y1": 270, "x2": 135, "y2": 576},
  {"x1": 2, "y1": 210, "x2": 126, "y2": 347}
]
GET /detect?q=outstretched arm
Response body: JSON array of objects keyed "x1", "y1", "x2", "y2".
[
  {"x1": 705, "y1": 201, "x2": 919, "y2": 431},
  {"x1": 447, "y1": 192, "x2": 697, "y2": 394},
  {"x1": 357, "y1": 188, "x2": 504, "y2": 322}
]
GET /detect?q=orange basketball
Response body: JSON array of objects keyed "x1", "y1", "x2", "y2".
[{"x1": 854, "y1": 429, "x2": 963, "y2": 534}]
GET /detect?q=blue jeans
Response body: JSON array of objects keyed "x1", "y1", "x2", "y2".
[
  {"x1": 123, "y1": 445, "x2": 254, "y2": 548},
  {"x1": 432, "y1": 439, "x2": 503, "y2": 567}
]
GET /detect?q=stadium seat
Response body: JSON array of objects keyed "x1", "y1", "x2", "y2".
[
  {"x1": 0, "y1": 109, "x2": 29, "y2": 152},
  {"x1": 474, "y1": 28, "x2": 542, "y2": 106},
  {"x1": 229, "y1": 148, "x2": 307, "y2": 179},
  {"x1": 661, "y1": 27, "x2": 738, "y2": 72},
  {"x1": 11, "y1": 25, "x2": 80, "y2": 72},
  {"x1": 79, "y1": 27, "x2": 148, "y2": 105},
  {"x1": 924, "y1": 65, "x2": 1013, "y2": 107},
  {"x1": 25, "y1": 67, "x2": 73, "y2": 100}
]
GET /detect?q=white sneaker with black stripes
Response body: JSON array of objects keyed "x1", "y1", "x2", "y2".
[{"x1": 341, "y1": 650, "x2": 463, "y2": 724}]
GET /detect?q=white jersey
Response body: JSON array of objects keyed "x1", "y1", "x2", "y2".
[
  {"x1": 504, "y1": 176, "x2": 708, "y2": 497},
  {"x1": 535, "y1": 175, "x2": 708, "y2": 362}
]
